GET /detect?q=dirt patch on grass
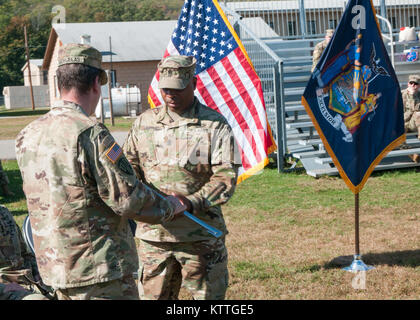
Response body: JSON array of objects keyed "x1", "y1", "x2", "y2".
[{"x1": 223, "y1": 206, "x2": 420, "y2": 299}]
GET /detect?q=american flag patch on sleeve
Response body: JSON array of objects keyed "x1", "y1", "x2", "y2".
[{"x1": 106, "y1": 142, "x2": 123, "y2": 164}]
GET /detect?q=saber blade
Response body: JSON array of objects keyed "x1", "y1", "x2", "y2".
[{"x1": 183, "y1": 211, "x2": 223, "y2": 238}]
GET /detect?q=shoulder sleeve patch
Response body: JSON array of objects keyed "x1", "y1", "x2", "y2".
[{"x1": 105, "y1": 142, "x2": 123, "y2": 164}]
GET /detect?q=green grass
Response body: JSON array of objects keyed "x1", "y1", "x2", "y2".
[
  {"x1": 0, "y1": 160, "x2": 28, "y2": 226},
  {"x1": 0, "y1": 110, "x2": 134, "y2": 139},
  {"x1": 103, "y1": 117, "x2": 136, "y2": 131},
  {"x1": 0, "y1": 106, "x2": 50, "y2": 117},
  {"x1": 2, "y1": 160, "x2": 419, "y2": 300},
  {"x1": 226, "y1": 165, "x2": 420, "y2": 213}
]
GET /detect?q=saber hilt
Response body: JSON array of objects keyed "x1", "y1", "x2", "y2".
[{"x1": 145, "y1": 185, "x2": 223, "y2": 238}]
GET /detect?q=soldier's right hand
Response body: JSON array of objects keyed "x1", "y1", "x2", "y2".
[{"x1": 166, "y1": 195, "x2": 187, "y2": 219}]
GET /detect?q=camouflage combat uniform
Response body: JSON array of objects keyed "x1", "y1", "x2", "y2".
[
  {"x1": 311, "y1": 39, "x2": 329, "y2": 72},
  {"x1": 15, "y1": 100, "x2": 173, "y2": 300},
  {"x1": 0, "y1": 205, "x2": 49, "y2": 300},
  {"x1": 0, "y1": 283, "x2": 48, "y2": 300},
  {"x1": 124, "y1": 97, "x2": 238, "y2": 300},
  {"x1": 0, "y1": 160, "x2": 10, "y2": 187},
  {"x1": 311, "y1": 29, "x2": 334, "y2": 73},
  {"x1": 402, "y1": 88, "x2": 420, "y2": 133}
]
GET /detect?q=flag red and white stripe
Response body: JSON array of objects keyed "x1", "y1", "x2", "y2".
[{"x1": 148, "y1": 0, "x2": 276, "y2": 182}]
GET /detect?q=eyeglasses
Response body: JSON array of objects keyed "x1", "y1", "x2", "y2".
[{"x1": 409, "y1": 81, "x2": 419, "y2": 86}]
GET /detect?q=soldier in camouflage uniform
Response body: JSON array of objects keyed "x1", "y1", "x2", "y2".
[
  {"x1": 0, "y1": 160, "x2": 14, "y2": 197},
  {"x1": 15, "y1": 44, "x2": 185, "y2": 300},
  {"x1": 0, "y1": 205, "x2": 49, "y2": 300},
  {"x1": 311, "y1": 29, "x2": 334, "y2": 73},
  {"x1": 401, "y1": 75, "x2": 420, "y2": 162},
  {"x1": 124, "y1": 55, "x2": 239, "y2": 300},
  {"x1": 402, "y1": 75, "x2": 420, "y2": 134}
]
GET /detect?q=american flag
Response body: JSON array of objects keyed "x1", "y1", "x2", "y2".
[
  {"x1": 148, "y1": 0, "x2": 276, "y2": 182},
  {"x1": 106, "y1": 142, "x2": 123, "y2": 164}
]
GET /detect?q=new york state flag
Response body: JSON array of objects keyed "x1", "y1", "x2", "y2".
[{"x1": 302, "y1": 0, "x2": 405, "y2": 193}]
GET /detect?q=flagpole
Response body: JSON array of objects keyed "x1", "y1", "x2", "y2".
[
  {"x1": 343, "y1": 191, "x2": 373, "y2": 272},
  {"x1": 355, "y1": 193, "x2": 360, "y2": 256}
]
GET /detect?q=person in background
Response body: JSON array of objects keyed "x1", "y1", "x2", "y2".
[
  {"x1": 311, "y1": 29, "x2": 335, "y2": 73},
  {"x1": 0, "y1": 205, "x2": 49, "y2": 300},
  {"x1": 401, "y1": 74, "x2": 420, "y2": 162}
]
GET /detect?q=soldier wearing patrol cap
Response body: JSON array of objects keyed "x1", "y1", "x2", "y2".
[
  {"x1": 124, "y1": 55, "x2": 239, "y2": 300},
  {"x1": 401, "y1": 74, "x2": 420, "y2": 161},
  {"x1": 402, "y1": 75, "x2": 420, "y2": 133},
  {"x1": 311, "y1": 29, "x2": 335, "y2": 72},
  {"x1": 15, "y1": 44, "x2": 186, "y2": 300}
]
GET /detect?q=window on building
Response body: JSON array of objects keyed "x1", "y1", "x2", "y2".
[
  {"x1": 42, "y1": 71, "x2": 48, "y2": 85},
  {"x1": 288, "y1": 21, "x2": 297, "y2": 36},
  {"x1": 410, "y1": 16, "x2": 418, "y2": 27},
  {"x1": 390, "y1": 17, "x2": 397, "y2": 29},
  {"x1": 307, "y1": 20, "x2": 316, "y2": 35},
  {"x1": 329, "y1": 20, "x2": 337, "y2": 29},
  {"x1": 109, "y1": 70, "x2": 117, "y2": 88}
]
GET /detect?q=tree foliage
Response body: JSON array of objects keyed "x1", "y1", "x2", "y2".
[{"x1": 0, "y1": 0, "x2": 183, "y2": 93}]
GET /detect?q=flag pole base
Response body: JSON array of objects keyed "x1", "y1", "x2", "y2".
[{"x1": 343, "y1": 254, "x2": 374, "y2": 272}]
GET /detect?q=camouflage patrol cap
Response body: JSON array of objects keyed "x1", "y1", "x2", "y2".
[
  {"x1": 325, "y1": 29, "x2": 335, "y2": 37},
  {"x1": 158, "y1": 55, "x2": 197, "y2": 90},
  {"x1": 58, "y1": 43, "x2": 108, "y2": 85},
  {"x1": 408, "y1": 74, "x2": 420, "y2": 83}
]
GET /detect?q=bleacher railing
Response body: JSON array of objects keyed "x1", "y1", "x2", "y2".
[
  {"x1": 221, "y1": 3, "x2": 287, "y2": 172},
  {"x1": 224, "y1": 0, "x2": 420, "y2": 39},
  {"x1": 222, "y1": 0, "x2": 420, "y2": 173}
]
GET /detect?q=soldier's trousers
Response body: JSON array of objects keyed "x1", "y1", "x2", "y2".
[
  {"x1": 54, "y1": 275, "x2": 139, "y2": 300},
  {"x1": 405, "y1": 112, "x2": 420, "y2": 134},
  {"x1": 138, "y1": 237, "x2": 228, "y2": 300}
]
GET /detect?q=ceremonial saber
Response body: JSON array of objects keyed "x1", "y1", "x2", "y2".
[{"x1": 145, "y1": 185, "x2": 223, "y2": 238}]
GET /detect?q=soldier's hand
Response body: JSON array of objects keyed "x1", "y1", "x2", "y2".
[
  {"x1": 166, "y1": 195, "x2": 187, "y2": 218},
  {"x1": 170, "y1": 193, "x2": 193, "y2": 212}
]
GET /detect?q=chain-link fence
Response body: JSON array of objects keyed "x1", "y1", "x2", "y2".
[
  {"x1": 225, "y1": 0, "x2": 420, "y2": 39},
  {"x1": 222, "y1": 3, "x2": 286, "y2": 170}
]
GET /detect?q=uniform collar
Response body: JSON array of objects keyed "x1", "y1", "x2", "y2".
[
  {"x1": 156, "y1": 98, "x2": 200, "y2": 127},
  {"x1": 51, "y1": 100, "x2": 89, "y2": 117}
]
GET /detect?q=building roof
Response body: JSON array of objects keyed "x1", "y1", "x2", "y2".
[
  {"x1": 43, "y1": 20, "x2": 177, "y2": 69},
  {"x1": 227, "y1": 0, "x2": 420, "y2": 11},
  {"x1": 21, "y1": 59, "x2": 44, "y2": 71}
]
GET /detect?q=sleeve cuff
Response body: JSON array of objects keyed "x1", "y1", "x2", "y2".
[{"x1": 185, "y1": 194, "x2": 201, "y2": 215}]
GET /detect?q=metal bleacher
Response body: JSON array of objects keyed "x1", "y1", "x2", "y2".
[{"x1": 264, "y1": 37, "x2": 420, "y2": 177}]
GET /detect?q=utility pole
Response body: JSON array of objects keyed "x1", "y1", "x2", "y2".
[
  {"x1": 24, "y1": 25, "x2": 35, "y2": 111},
  {"x1": 109, "y1": 36, "x2": 113, "y2": 87},
  {"x1": 108, "y1": 36, "x2": 114, "y2": 126},
  {"x1": 107, "y1": 70, "x2": 114, "y2": 126}
]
